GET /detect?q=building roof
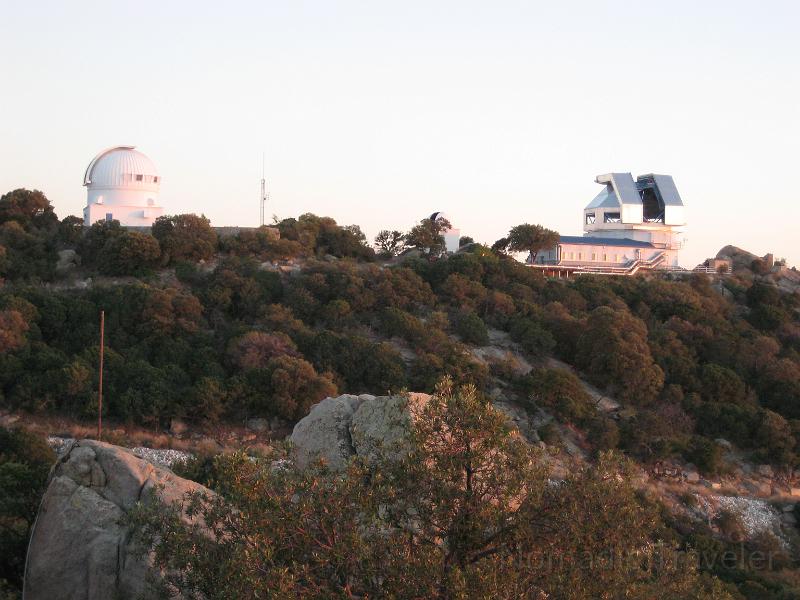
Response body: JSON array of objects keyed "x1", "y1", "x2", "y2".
[
  {"x1": 638, "y1": 174, "x2": 684, "y2": 207},
  {"x1": 84, "y1": 146, "x2": 159, "y2": 190},
  {"x1": 558, "y1": 235, "x2": 655, "y2": 248}
]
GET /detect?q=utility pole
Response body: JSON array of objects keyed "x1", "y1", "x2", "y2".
[{"x1": 97, "y1": 310, "x2": 104, "y2": 440}]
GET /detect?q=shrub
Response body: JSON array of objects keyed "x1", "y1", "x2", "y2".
[
  {"x1": 454, "y1": 311, "x2": 489, "y2": 346},
  {"x1": 0, "y1": 427, "x2": 55, "y2": 592},
  {"x1": 519, "y1": 368, "x2": 594, "y2": 424},
  {"x1": 152, "y1": 214, "x2": 217, "y2": 264}
]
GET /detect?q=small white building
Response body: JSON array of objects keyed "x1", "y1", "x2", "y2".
[
  {"x1": 430, "y1": 212, "x2": 461, "y2": 254},
  {"x1": 83, "y1": 146, "x2": 164, "y2": 227},
  {"x1": 533, "y1": 172, "x2": 686, "y2": 274}
]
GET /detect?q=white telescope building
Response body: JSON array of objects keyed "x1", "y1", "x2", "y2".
[
  {"x1": 532, "y1": 172, "x2": 686, "y2": 276},
  {"x1": 83, "y1": 146, "x2": 164, "y2": 227}
]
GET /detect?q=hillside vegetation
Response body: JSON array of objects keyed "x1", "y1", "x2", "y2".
[{"x1": 3, "y1": 188, "x2": 800, "y2": 598}]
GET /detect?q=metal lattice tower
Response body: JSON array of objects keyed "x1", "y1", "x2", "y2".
[{"x1": 259, "y1": 154, "x2": 268, "y2": 226}]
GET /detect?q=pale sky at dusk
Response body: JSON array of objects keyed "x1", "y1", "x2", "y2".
[{"x1": 1, "y1": 1, "x2": 799, "y2": 267}]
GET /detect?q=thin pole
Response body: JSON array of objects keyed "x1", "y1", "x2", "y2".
[{"x1": 98, "y1": 310, "x2": 104, "y2": 440}]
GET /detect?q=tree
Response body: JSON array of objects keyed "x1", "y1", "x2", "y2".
[
  {"x1": 77, "y1": 219, "x2": 123, "y2": 268},
  {"x1": 405, "y1": 217, "x2": 452, "y2": 257},
  {"x1": 506, "y1": 223, "x2": 559, "y2": 263},
  {"x1": 227, "y1": 331, "x2": 299, "y2": 370},
  {"x1": 152, "y1": 214, "x2": 217, "y2": 264},
  {"x1": 0, "y1": 189, "x2": 58, "y2": 232},
  {"x1": 454, "y1": 311, "x2": 489, "y2": 346},
  {"x1": 0, "y1": 427, "x2": 55, "y2": 593},
  {"x1": 130, "y1": 380, "x2": 735, "y2": 599},
  {"x1": 374, "y1": 229, "x2": 405, "y2": 257},
  {"x1": 490, "y1": 236, "x2": 510, "y2": 255},
  {"x1": 0, "y1": 310, "x2": 28, "y2": 354},
  {"x1": 459, "y1": 235, "x2": 474, "y2": 247},
  {"x1": 98, "y1": 231, "x2": 161, "y2": 275},
  {"x1": 58, "y1": 215, "x2": 84, "y2": 247},
  {"x1": 575, "y1": 306, "x2": 664, "y2": 404}
]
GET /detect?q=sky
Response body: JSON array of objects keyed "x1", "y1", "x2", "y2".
[{"x1": 1, "y1": 0, "x2": 799, "y2": 268}]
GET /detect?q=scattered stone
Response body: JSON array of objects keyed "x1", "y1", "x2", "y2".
[
  {"x1": 169, "y1": 418, "x2": 188, "y2": 436},
  {"x1": 0, "y1": 413, "x2": 20, "y2": 427},
  {"x1": 55, "y1": 249, "x2": 78, "y2": 273},
  {"x1": 757, "y1": 481, "x2": 773, "y2": 496},
  {"x1": 685, "y1": 471, "x2": 700, "y2": 484},
  {"x1": 758, "y1": 464, "x2": 774, "y2": 478},
  {"x1": 270, "y1": 416, "x2": 289, "y2": 431},
  {"x1": 130, "y1": 447, "x2": 193, "y2": 468},
  {"x1": 247, "y1": 418, "x2": 270, "y2": 432},
  {"x1": 714, "y1": 495, "x2": 785, "y2": 543}
]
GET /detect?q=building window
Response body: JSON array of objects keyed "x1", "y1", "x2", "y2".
[
  {"x1": 578, "y1": 252, "x2": 582, "y2": 260},
  {"x1": 603, "y1": 254, "x2": 607, "y2": 262},
  {"x1": 614, "y1": 254, "x2": 618, "y2": 262},
  {"x1": 154, "y1": 176, "x2": 158, "y2": 183},
  {"x1": 105, "y1": 213, "x2": 113, "y2": 222},
  {"x1": 136, "y1": 174, "x2": 143, "y2": 181},
  {"x1": 569, "y1": 252, "x2": 574, "y2": 260},
  {"x1": 585, "y1": 212, "x2": 595, "y2": 225},
  {"x1": 591, "y1": 253, "x2": 596, "y2": 261},
  {"x1": 604, "y1": 212, "x2": 621, "y2": 223}
]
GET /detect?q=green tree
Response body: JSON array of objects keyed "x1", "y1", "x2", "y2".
[
  {"x1": 0, "y1": 310, "x2": 28, "y2": 354},
  {"x1": 0, "y1": 189, "x2": 58, "y2": 232},
  {"x1": 506, "y1": 223, "x2": 560, "y2": 263},
  {"x1": 130, "y1": 381, "x2": 735, "y2": 599},
  {"x1": 374, "y1": 229, "x2": 405, "y2": 257},
  {"x1": 454, "y1": 310, "x2": 490, "y2": 345},
  {"x1": 58, "y1": 215, "x2": 84, "y2": 247},
  {"x1": 575, "y1": 306, "x2": 664, "y2": 404},
  {"x1": 405, "y1": 216, "x2": 452, "y2": 257},
  {"x1": 98, "y1": 231, "x2": 161, "y2": 275},
  {"x1": 152, "y1": 213, "x2": 217, "y2": 264},
  {"x1": 0, "y1": 427, "x2": 55, "y2": 593},
  {"x1": 77, "y1": 219, "x2": 123, "y2": 268}
]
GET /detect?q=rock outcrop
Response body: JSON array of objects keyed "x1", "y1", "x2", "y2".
[
  {"x1": 290, "y1": 393, "x2": 430, "y2": 470},
  {"x1": 24, "y1": 439, "x2": 210, "y2": 600}
]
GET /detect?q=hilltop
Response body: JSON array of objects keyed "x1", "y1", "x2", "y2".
[{"x1": 2, "y1": 188, "x2": 800, "y2": 598}]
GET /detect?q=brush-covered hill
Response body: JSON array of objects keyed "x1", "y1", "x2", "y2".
[{"x1": 2, "y1": 188, "x2": 800, "y2": 598}]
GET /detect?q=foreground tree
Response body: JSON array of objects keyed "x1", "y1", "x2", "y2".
[
  {"x1": 506, "y1": 223, "x2": 559, "y2": 263},
  {"x1": 131, "y1": 379, "x2": 734, "y2": 599}
]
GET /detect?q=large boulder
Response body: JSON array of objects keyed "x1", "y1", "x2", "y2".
[
  {"x1": 24, "y1": 439, "x2": 210, "y2": 600},
  {"x1": 290, "y1": 393, "x2": 431, "y2": 470},
  {"x1": 290, "y1": 394, "x2": 366, "y2": 470}
]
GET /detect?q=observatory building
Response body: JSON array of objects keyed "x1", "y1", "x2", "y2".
[
  {"x1": 532, "y1": 172, "x2": 686, "y2": 275},
  {"x1": 430, "y1": 212, "x2": 461, "y2": 254},
  {"x1": 83, "y1": 146, "x2": 164, "y2": 227}
]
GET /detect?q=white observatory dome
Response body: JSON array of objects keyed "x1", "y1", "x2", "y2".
[{"x1": 83, "y1": 146, "x2": 164, "y2": 227}]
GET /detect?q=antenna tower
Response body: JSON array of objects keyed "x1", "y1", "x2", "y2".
[{"x1": 259, "y1": 154, "x2": 268, "y2": 226}]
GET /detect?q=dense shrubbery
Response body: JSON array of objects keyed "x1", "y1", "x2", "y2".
[
  {"x1": 2, "y1": 188, "x2": 800, "y2": 470},
  {"x1": 0, "y1": 427, "x2": 54, "y2": 594},
  {"x1": 131, "y1": 383, "x2": 736, "y2": 600}
]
